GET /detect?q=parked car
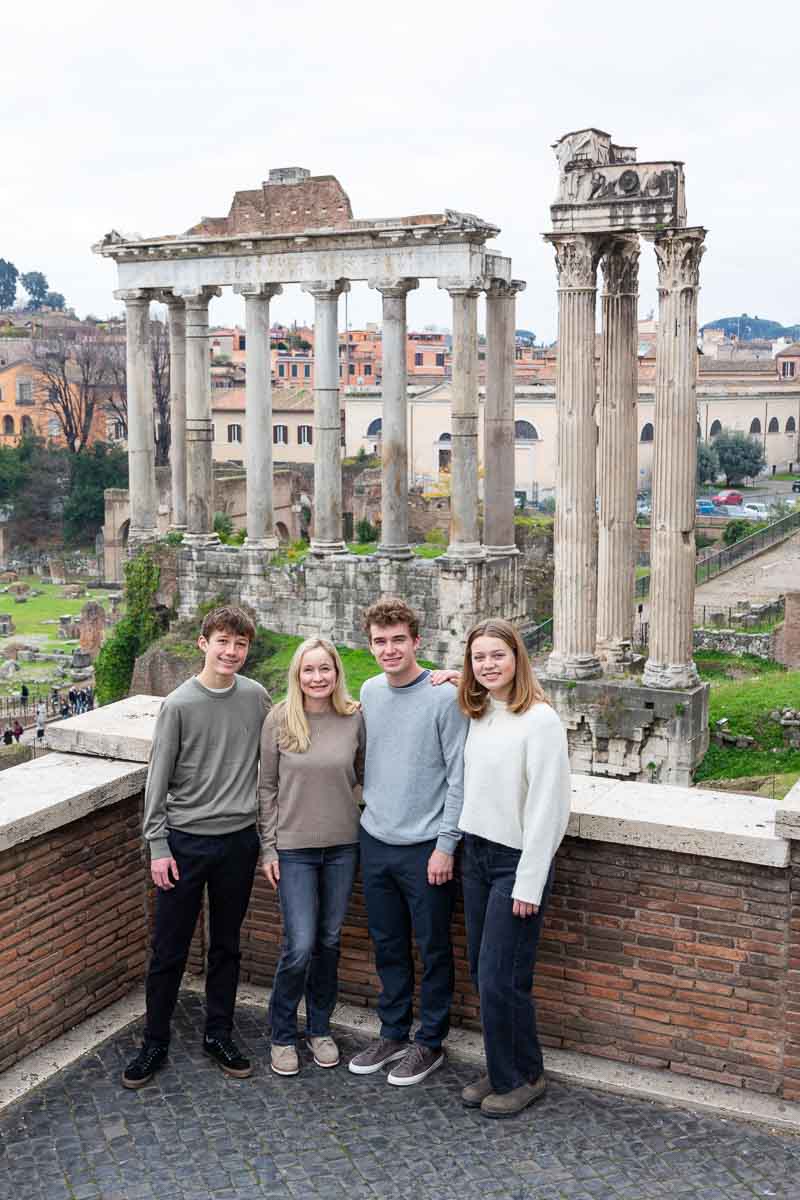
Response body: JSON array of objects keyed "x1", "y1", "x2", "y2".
[
  {"x1": 792, "y1": 479, "x2": 800, "y2": 494},
  {"x1": 742, "y1": 502, "x2": 771, "y2": 520},
  {"x1": 712, "y1": 489, "x2": 744, "y2": 506},
  {"x1": 696, "y1": 499, "x2": 720, "y2": 516}
]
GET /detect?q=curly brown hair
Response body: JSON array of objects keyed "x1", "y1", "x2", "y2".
[
  {"x1": 363, "y1": 596, "x2": 420, "y2": 641},
  {"x1": 457, "y1": 618, "x2": 546, "y2": 720},
  {"x1": 200, "y1": 605, "x2": 256, "y2": 644}
]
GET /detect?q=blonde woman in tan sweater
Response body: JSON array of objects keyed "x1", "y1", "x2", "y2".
[{"x1": 258, "y1": 636, "x2": 365, "y2": 1078}]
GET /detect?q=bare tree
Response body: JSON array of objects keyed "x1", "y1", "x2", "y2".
[
  {"x1": 33, "y1": 326, "x2": 111, "y2": 453},
  {"x1": 101, "y1": 316, "x2": 171, "y2": 464}
]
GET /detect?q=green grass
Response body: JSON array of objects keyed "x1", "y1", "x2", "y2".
[
  {"x1": 635, "y1": 566, "x2": 650, "y2": 580},
  {"x1": 0, "y1": 576, "x2": 110, "y2": 643},
  {"x1": 344, "y1": 542, "x2": 445, "y2": 559},
  {"x1": 514, "y1": 515, "x2": 554, "y2": 529},
  {"x1": 693, "y1": 651, "x2": 800, "y2": 783}
]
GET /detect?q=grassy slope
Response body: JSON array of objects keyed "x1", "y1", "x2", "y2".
[{"x1": 694, "y1": 651, "x2": 800, "y2": 784}]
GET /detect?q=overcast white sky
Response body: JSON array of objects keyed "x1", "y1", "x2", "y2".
[{"x1": 3, "y1": 0, "x2": 798, "y2": 342}]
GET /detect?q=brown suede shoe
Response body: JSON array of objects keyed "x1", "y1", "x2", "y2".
[
  {"x1": 480, "y1": 1074, "x2": 546, "y2": 1119},
  {"x1": 461, "y1": 1074, "x2": 494, "y2": 1108}
]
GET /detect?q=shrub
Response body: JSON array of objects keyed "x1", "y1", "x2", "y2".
[
  {"x1": 356, "y1": 517, "x2": 378, "y2": 544},
  {"x1": 723, "y1": 518, "x2": 753, "y2": 546},
  {"x1": 424, "y1": 527, "x2": 447, "y2": 544},
  {"x1": 94, "y1": 552, "x2": 162, "y2": 704}
]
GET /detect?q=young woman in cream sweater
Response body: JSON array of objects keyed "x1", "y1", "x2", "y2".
[
  {"x1": 455, "y1": 618, "x2": 571, "y2": 1119},
  {"x1": 259, "y1": 636, "x2": 365, "y2": 1078}
]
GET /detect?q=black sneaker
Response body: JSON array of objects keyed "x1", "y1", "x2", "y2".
[
  {"x1": 203, "y1": 1035, "x2": 252, "y2": 1078},
  {"x1": 121, "y1": 1042, "x2": 168, "y2": 1089}
]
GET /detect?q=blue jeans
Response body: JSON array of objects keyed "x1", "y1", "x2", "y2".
[
  {"x1": 269, "y1": 843, "x2": 359, "y2": 1045},
  {"x1": 359, "y1": 827, "x2": 455, "y2": 1049},
  {"x1": 462, "y1": 833, "x2": 553, "y2": 1094}
]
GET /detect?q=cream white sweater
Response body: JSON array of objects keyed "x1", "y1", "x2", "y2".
[{"x1": 459, "y1": 698, "x2": 571, "y2": 905}]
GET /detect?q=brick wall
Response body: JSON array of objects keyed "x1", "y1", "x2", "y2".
[
  {"x1": 239, "y1": 836, "x2": 793, "y2": 1098},
  {"x1": 0, "y1": 796, "x2": 148, "y2": 1074}
]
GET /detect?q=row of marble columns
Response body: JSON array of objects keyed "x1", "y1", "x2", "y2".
[
  {"x1": 545, "y1": 226, "x2": 706, "y2": 690},
  {"x1": 116, "y1": 275, "x2": 526, "y2": 563}
]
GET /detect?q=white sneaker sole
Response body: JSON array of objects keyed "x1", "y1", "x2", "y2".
[
  {"x1": 270, "y1": 1058, "x2": 300, "y2": 1076},
  {"x1": 387, "y1": 1052, "x2": 445, "y2": 1087},
  {"x1": 348, "y1": 1048, "x2": 407, "y2": 1075},
  {"x1": 308, "y1": 1042, "x2": 340, "y2": 1069}
]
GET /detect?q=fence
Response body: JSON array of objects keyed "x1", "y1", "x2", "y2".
[
  {"x1": 0, "y1": 690, "x2": 80, "y2": 724},
  {"x1": 523, "y1": 617, "x2": 553, "y2": 655}
]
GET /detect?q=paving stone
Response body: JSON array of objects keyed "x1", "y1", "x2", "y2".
[{"x1": 2, "y1": 993, "x2": 800, "y2": 1199}]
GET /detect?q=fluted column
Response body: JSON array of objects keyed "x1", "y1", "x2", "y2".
[
  {"x1": 441, "y1": 282, "x2": 483, "y2": 558},
  {"x1": 302, "y1": 279, "x2": 349, "y2": 554},
  {"x1": 162, "y1": 294, "x2": 187, "y2": 531},
  {"x1": 374, "y1": 278, "x2": 418, "y2": 559},
  {"x1": 235, "y1": 283, "x2": 283, "y2": 549},
  {"x1": 178, "y1": 285, "x2": 221, "y2": 541},
  {"x1": 114, "y1": 288, "x2": 157, "y2": 548},
  {"x1": 643, "y1": 228, "x2": 706, "y2": 689},
  {"x1": 545, "y1": 233, "x2": 603, "y2": 680},
  {"x1": 485, "y1": 278, "x2": 525, "y2": 556},
  {"x1": 596, "y1": 237, "x2": 639, "y2": 668}
]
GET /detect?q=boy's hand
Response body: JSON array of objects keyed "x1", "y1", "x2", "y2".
[
  {"x1": 427, "y1": 849, "x2": 454, "y2": 885},
  {"x1": 151, "y1": 857, "x2": 180, "y2": 890},
  {"x1": 430, "y1": 669, "x2": 460, "y2": 687},
  {"x1": 512, "y1": 899, "x2": 539, "y2": 919},
  {"x1": 262, "y1": 860, "x2": 280, "y2": 889}
]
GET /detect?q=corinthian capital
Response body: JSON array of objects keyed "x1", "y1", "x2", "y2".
[
  {"x1": 546, "y1": 233, "x2": 604, "y2": 290},
  {"x1": 601, "y1": 237, "x2": 640, "y2": 296},
  {"x1": 651, "y1": 227, "x2": 706, "y2": 290}
]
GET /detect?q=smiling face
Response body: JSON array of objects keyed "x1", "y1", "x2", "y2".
[
  {"x1": 197, "y1": 627, "x2": 250, "y2": 681},
  {"x1": 470, "y1": 634, "x2": 516, "y2": 702},
  {"x1": 368, "y1": 621, "x2": 421, "y2": 687},
  {"x1": 298, "y1": 645, "x2": 337, "y2": 706}
]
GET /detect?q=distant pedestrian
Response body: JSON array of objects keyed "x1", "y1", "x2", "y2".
[
  {"x1": 20, "y1": 683, "x2": 29, "y2": 703},
  {"x1": 60, "y1": 702, "x2": 70, "y2": 719},
  {"x1": 12, "y1": 721, "x2": 23, "y2": 743},
  {"x1": 35, "y1": 704, "x2": 46, "y2": 742},
  {"x1": 2, "y1": 725, "x2": 13, "y2": 746}
]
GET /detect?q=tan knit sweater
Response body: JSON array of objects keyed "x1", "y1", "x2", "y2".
[{"x1": 258, "y1": 708, "x2": 365, "y2": 863}]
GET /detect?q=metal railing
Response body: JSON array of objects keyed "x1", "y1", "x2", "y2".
[{"x1": 523, "y1": 617, "x2": 553, "y2": 655}]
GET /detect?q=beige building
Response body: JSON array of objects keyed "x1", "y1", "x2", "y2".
[{"x1": 212, "y1": 386, "x2": 315, "y2": 466}]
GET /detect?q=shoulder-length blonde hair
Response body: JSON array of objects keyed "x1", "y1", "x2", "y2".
[
  {"x1": 457, "y1": 618, "x2": 547, "y2": 720},
  {"x1": 273, "y1": 636, "x2": 359, "y2": 753}
]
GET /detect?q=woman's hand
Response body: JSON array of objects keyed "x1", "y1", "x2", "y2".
[
  {"x1": 430, "y1": 669, "x2": 461, "y2": 687},
  {"x1": 262, "y1": 860, "x2": 280, "y2": 889},
  {"x1": 512, "y1": 899, "x2": 539, "y2": 919}
]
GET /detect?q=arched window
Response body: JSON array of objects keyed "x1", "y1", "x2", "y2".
[
  {"x1": 640, "y1": 422, "x2": 654, "y2": 443},
  {"x1": 227, "y1": 423, "x2": 242, "y2": 443},
  {"x1": 298, "y1": 424, "x2": 313, "y2": 446},
  {"x1": 366, "y1": 417, "x2": 382, "y2": 437},
  {"x1": 437, "y1": 431, "x2": 451, "y2": 442},
  {"x1": 273, "y1": 424, "x2": 288, "y2": 445},
  {"x1": 2, "y1": 415, "x2": 14, "y2": 436},
  {"x1": 514, "y1": 420, "x2": 539, "y2": 441},
  {"x1": 709, "y1": 419, "x2": 722, "y2": 438},
  {"x1": 749, "y1": 418, "x2": 762, "y2": 435},
  {"x1": 787, "y1": 417, "x2": 797, "y2": 434},
  {"x1": 768, "y1": 416, "x2": 780, "y2": 433},
  {"x1": 21, "y1": 415, "x2": 33, "y2": 435}
]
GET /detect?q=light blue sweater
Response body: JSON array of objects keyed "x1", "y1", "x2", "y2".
[{"x1": 360, "y1": 672, "x2": 468, "y2": 854}]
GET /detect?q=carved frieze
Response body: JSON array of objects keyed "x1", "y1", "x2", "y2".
[{"x1": 652, "y1": 228, "x2": 706, "y2": 291}]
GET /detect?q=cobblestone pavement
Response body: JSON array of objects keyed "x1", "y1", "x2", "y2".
[{"x1": 2, "y1": 993, "x2": 800, "y2": 1200}]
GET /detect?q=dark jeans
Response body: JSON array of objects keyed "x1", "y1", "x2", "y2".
[
  {"x1": 462, "y1": 833, "x2": 553, "y2": 1094},
  {"x1": 359, "y1": 826, "x2": 454, "y2": 1049},
  {"x1": 269, "y1": 843, "x2": 359, "y2": 1045},
  {"x1": 144, "y1": 825, "x2": 259, "y2": 1046}
]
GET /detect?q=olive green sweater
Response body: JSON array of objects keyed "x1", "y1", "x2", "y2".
[{"x1": 258, "y1": 708, "x2": 365, "y2": 863}]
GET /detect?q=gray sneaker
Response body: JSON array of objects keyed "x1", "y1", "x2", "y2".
[
  {"x1": 480, "y1": 1074, "x2": 546, "y2": 1118},
  {"x1": 461, "y1": 1073, "x2": 493, "y2": 1108},
  {"x1": 308, "y1": 1035, "x2": 340, "y2": 1068},
  {"x1": 270, "y1": 1043, "x2": 300, "y2": 1076},
  {"x1": 387, "y1": 1043, "x2": 444, "y2": 1087},
  {"x1": 348, "y1": 1037, "x2": 408, "y2": 1075}
]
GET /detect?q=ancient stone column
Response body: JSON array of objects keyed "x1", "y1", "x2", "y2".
[
  {"x1": 643, "y1": 228, "x2": 706, "y2": 690},
  {"x1": 545, "y1": 233, "x2": 603, "y2": 680},
  {"x1": 374, "y1": 278, "x2": 418, "y2": 559},
  {"x1": 484, "y1": 279, "x2": 525, "y2": 556},
  {"x1": 302, "y1": 280, "x2": 349, "y2": 554},
  {"x1": 114, "y1": 289, "x2": 157, "y2": 547},
  {"x1": 179, "y1": 286, "x2": 221, "y2": 541},
  {"x1": 442, "y1": 282, "x2": 483, "y2": 558},
  {"x1": 596, "y1": 237, "x2": 639, "y2": 669},
  {"x1": 163, "y1": 294, "x2": 187, "y2": 531},
  {"x1": 235, "y1": 283, "x2": 283, "y2": 549}
]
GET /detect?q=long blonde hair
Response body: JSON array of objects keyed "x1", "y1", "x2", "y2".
[
  {"x1": 274, "y1": 636, "x2": 358, "y2": 753},
  {"x1": 457, "y1": 618, "x2": 547, "y2": 720}
]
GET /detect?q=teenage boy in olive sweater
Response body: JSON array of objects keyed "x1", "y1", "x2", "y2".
[{"x1": 122, "y1": 605, "x2": 270, "y2": 1089}]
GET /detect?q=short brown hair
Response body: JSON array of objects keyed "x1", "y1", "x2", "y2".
[
  {"x1": 200, "y1": 605, "x2": 256, "y2": 643},
  {"x1": 363, "y1": 596, "x2": 420, "y2": 641},
  {"x1": 458, "y1": 618, "x2": 547, "y2": 720}
]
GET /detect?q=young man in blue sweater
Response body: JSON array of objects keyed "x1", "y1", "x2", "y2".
[{"x1": 348, "y1": 597, "x2": 467, "y2": 1086}]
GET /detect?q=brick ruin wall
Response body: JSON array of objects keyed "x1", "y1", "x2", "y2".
[{"x1": 4, "y1": 786, "x2": 800, "y2": 1101}]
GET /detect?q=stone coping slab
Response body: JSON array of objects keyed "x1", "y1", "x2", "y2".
[
  {"x1": 776, "y1": 775, "x2": 800, "y2": 837},
  {"x1": 45, "y1": 693, "x2": 163, "y2": 762},
  {"x1": 0, "y1": 752, "x2": 146, "y2": 852}
]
